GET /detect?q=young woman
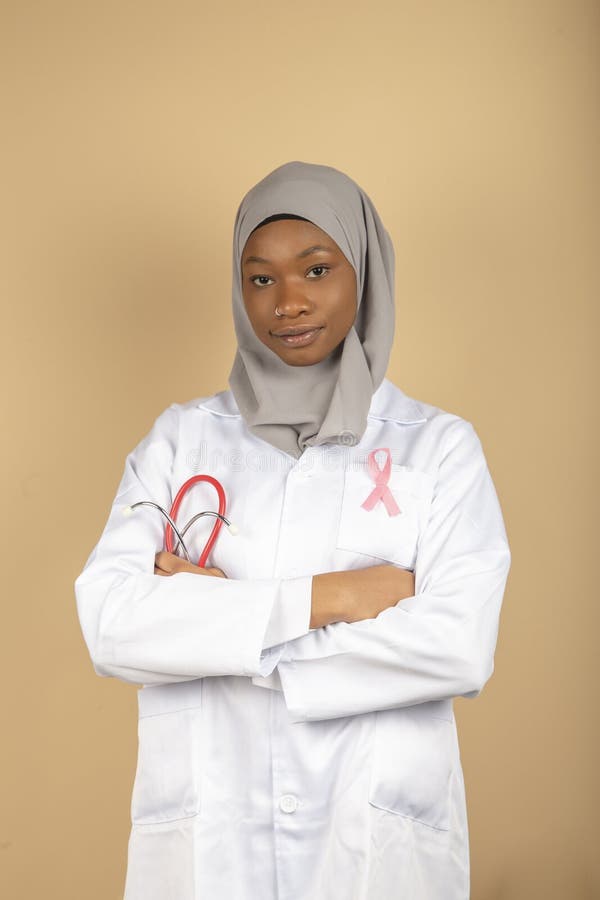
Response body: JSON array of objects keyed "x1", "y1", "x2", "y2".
[{"x1": 75, "y1": 160, "x2": 511, "y2": 899}]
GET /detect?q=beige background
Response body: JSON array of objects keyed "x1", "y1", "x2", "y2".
[{"x1": 1, "y1": 1, "x2": 598, "y2": 897}]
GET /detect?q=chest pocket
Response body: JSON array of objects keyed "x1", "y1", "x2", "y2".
[
  {"x1": 130, "y1": 680, "x2": 203, "y2": 826},
  {"x1": 335, "y1": 463, "x2": 434, "y2": 570}
]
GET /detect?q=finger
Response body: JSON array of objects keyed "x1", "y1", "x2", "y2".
[
  {"x1": 154, "y1": 560, "x2": 226, "y2": 577},
  {"x1": 155, "y1": 551, "x2": 190, "y2": 574},
  {"x1": 155, "y1": 551, "x2": 175, "y2": 573},
  {"x1": 155, "y1": 552, "x2": 225, "y2": 577}
]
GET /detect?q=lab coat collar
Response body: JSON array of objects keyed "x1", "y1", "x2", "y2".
[{"x1": 197, "y1": 378, "x2": 428, "y2": 425}]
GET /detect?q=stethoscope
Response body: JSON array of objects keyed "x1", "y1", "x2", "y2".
[{"x1": 123, "y1": 475, "x2": 238, "y2": 568}]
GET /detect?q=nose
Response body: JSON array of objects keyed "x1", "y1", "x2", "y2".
[{"x1": 275, "y1": 281, "x2": 313, "y2": 318}]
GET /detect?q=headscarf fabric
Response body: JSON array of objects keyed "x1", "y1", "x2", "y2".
[{"x1": 228, "y1": 160, "x2": 396, "y2": 459}]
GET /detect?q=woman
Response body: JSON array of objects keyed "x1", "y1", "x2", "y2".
[{"x1": 75, "y1": 160, "x2": 511, "y2": 899}]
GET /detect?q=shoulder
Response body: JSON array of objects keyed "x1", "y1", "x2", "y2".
[
  {"x1": 148, "y1": 389, "x2": 241, "y2": 428},
  {"x1": 172, "y1": 388, "x2": 241, "y2": 419},
  {"x1": 143, "y1": 390, "x2": 245, "y2": 448},
  {"x1": 373, "y1": 378, "x2": 472, "y2": 431},
  {"x1": 374, "y1": 378, "x2": 488, "y2": 469}
]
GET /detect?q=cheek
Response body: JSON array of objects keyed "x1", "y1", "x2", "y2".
[{"x1": 330, "y1": 285, "x2": 357, "y2": 334}]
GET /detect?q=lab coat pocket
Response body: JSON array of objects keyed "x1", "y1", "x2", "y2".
[
  {"x1": 336, "y1": 464, "x2": 433, "y2": 570},
  {"x1": 368, "y1": 701, "x2": 455, "y2": 831},
  {"x1": 130, "y1": 680, "x2": 203, "y2": 826}
]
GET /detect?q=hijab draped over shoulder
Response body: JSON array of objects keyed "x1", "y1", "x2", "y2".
[{"x1": 228, "y1": 160, "x2": 396, "y2": 459}]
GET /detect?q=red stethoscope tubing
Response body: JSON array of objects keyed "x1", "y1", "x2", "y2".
[{"x1": 164, "y1": 475, "x2": 227, "y2": 569}]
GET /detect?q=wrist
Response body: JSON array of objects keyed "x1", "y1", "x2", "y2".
[{"x1": 310, "y1": 572, "x2": 349, "y2": 628}]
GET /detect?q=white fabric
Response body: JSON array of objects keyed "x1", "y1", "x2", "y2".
[{"x1": 74, "y1": 377, "x2": 511, "y2": 899}]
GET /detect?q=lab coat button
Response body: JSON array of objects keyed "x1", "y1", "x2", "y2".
[{"x1": 279, "y1": 794, "x2": 298, "y2": 813}]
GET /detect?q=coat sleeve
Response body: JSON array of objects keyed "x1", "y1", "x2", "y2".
[
  {"x1": 275, "y1": 418, "x2": 512, "y2": 723},
  {"x1": 74, "y1": 404, "x2": 314, "y2": 686}
]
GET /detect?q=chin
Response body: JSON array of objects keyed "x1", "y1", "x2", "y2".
[
  {"x1": 275, "y1": 344, "x2": 329, "y2": 365},
  {"x1": 282, "y1": 357, "x2": 321, "y2": 367},
  {"x1": 263, "y1": 338, "x2": 330, "y2": 366}
]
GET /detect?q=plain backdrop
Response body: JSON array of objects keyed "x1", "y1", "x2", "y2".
[{"x1": 1, "y1": 1, "x2": 598, "y2": 897}]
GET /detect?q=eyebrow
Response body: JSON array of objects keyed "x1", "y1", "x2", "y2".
[{"x1": 243, "y1": 244, "x2": 334, "y2": 267}]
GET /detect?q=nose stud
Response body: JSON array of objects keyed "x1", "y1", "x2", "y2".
[{"x1": 275, "y1": 306, "x2": 284, "y2": 317}]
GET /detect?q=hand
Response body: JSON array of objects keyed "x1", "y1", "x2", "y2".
[
  {"x1": 311, "y1": 563, "x2": 415, "y2": 628},
  {"x1": 343, "y1": 564, "x2": 415, "y2": 624},
  {"x1": 154, "y1": 551, "x2": 227, "y2": 578}
]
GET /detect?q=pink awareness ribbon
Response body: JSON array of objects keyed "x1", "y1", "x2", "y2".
[{"x1": 360, "y1": 447, "x2": 401, "y2": 516}]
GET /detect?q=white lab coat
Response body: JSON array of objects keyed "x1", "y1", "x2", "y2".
[{"x1": 74, "y1": 377, "x2": 511, "y2": 900}]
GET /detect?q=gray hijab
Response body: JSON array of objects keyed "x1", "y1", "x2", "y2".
[{"x1": 228, "y1": 160, "x2": 396, "y2": 459}]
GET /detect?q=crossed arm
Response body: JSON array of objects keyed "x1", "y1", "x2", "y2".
[
  {"x1": 75, "y1": 406, "x2": 511, "y2": 722},
  {"x1": 154, "y1": 549, "x2": 415, "y2": 630}
]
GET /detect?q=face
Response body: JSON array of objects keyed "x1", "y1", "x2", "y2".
[{"x1": 241, "y1": 218, "x2": 358, "y2": 367}]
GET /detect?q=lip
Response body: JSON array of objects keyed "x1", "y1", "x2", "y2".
[
  {"x1": 272, "y1": 327, "x2": 324, "y2": 347},
  {"x1": 271, "y1": 324, "x2": 323, "y2": 336}
]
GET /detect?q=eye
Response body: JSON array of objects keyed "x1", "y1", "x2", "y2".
[
  {"x1": 307, "y1": 265, "x2": 330, "y2": 278},
  {"x1": 249, "y1": 275, "x2": 274, "y2": 287},
  {"x1": 248, "y1": 265, "x2": 330, "y2": 288}
]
